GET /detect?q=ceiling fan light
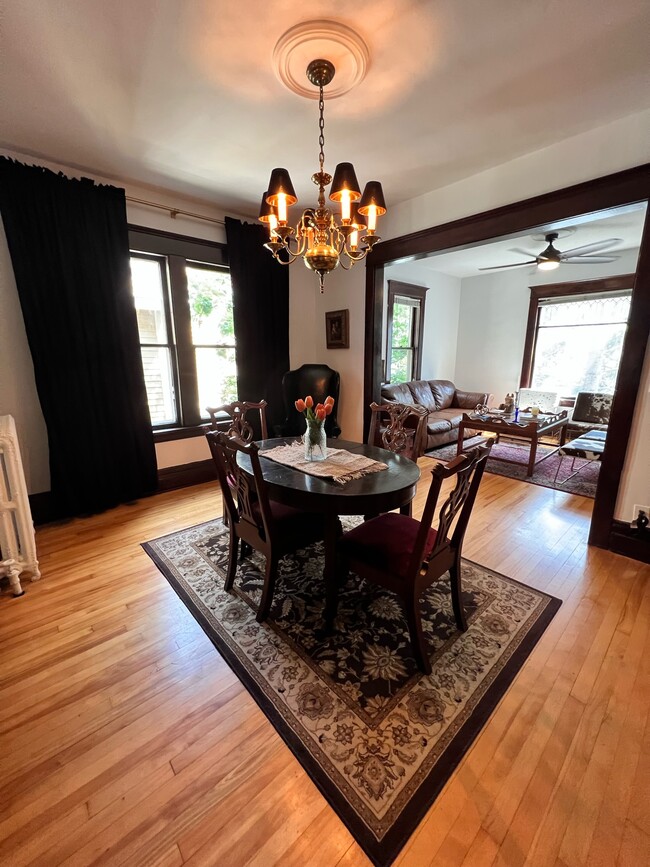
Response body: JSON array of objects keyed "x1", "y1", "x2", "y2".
[{"x1": 537, "y1": 259, "x2": 560, "y2": 271}]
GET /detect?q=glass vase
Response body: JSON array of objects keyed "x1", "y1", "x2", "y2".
[{"x1": 304, "y1": 419, "x2": 327, "y2": 461}]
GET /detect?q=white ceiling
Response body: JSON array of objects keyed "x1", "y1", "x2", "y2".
[{"x1": 2, "y1": 0, "x2": 650, "y2": 215}]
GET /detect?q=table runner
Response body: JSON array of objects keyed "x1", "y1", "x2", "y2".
[{"x1": 261, "y1": 441, "x2": 388, "y2": 484}]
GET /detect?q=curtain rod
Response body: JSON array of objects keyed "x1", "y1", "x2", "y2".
[{"x1": 125, "y1": 195, "x2": 225, "y2": 226}]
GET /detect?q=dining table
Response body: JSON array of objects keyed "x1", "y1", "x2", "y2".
[{"x1": 236, "y1": 437, "x2": 421, "y2": 627}]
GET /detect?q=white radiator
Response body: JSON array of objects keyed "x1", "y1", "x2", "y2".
[{"x1": 0, "y1": 415, "x2": 40, "y2": 596}]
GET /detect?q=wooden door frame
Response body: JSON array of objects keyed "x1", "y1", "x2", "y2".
[{"x1": 364, "y1": 163, "x2": 650, "y2": 549}]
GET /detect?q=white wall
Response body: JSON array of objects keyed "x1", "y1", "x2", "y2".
[
  {"x1": 384, "y1": 262, "x2": 461, "y2": 383},
  {"x1": 0, "y1": 147, "x2": 253, "y2": 489},
  {"x1": 289, "y1": 262, "x2": 366, "y2": 441}
]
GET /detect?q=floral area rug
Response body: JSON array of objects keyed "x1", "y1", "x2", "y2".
[
  {"x1": 143, "y1": 518, "x2": 560, "y2": 867},
  {"x1": 428, "y1": 436, "x2": 599, "y2": 498}
]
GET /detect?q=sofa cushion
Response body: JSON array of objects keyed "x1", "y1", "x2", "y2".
[
  {"x1": 427, "y1": 418, "x2": 453, "y2": 435},
  {"x1": 429, "y1": 380, "x2": 456, "y2": 410},
  {"x1": 380, "y1": 382, "x2": 415, "y2": 405},
  {"x1": 433, "y1": 408, "x2": 464, "y2": 427},
  {"x1": 454, "y1": 389, "x2": 491, "y2": 410},
  {"x1": 407, "y1": 380, "x2": 437, "y2": 411}
]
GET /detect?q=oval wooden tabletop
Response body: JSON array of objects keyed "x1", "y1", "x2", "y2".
[{"x1": 237, "y1": 437, "x2": 421, "y2": 515}]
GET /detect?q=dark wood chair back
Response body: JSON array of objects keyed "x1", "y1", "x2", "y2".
[
  {"x1": 368, "y1": 401, "x2": 428, "y2": 460},
  {"x1": 413, "y1": 443, "x2": 492, "y2": 573},
  {"x1": 205, "y1": 430, "x2": 327, "y2": 623},
  {"x1": 279, "y1": 364, "x2": 341, "y2": 437},
  {"x1": 205, "y1": 431, "x2": 272, "y2": 546},
  {"x1": 339, "y1": 441, "x2": 492, "y2": 673},
  {"x1": 205, "y1": 400, "x2": 268, "y2": 442}
]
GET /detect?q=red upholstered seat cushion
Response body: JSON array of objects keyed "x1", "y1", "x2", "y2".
[
  {"x1": 341, "y1": 513, "x2": 438, "y2": 579},
  {"x1": 250, "y1": 499, "x2": 325, "y2": 542}
]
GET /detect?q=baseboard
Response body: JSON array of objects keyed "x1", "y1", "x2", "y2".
[
  {"x1": 157, "y1": 459, "x2": 217, "y2": 492},
  {"x1": 29, "y1": 460, "x2": 217, "y2": 525},
  {"x1": 609, "y1": 520, "x2": 650, "y2": 564}
]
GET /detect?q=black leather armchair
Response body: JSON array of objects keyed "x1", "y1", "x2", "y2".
[{"x1": 277, "y1": 364, "x2": 341, "y2": 438}]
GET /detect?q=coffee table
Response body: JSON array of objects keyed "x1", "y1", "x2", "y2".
[{"x1": 457, "y1": 410, "x2": 568, "y2": 477}]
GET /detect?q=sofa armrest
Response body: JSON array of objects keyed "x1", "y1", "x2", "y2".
[{"x1": 454, "y1": 390, "x2": 492, "y2": 409}]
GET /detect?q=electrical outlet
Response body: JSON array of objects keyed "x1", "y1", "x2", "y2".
[{"x1": 633, "y1": 504, "x2": 650, "y2": 522}]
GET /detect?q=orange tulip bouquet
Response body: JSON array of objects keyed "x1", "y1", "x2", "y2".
[{"x1": 295, "y1": 395, "x2": 335, "y2": 461}]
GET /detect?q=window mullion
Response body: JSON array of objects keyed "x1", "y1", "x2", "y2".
[{"x1": 168, "y1": 255, "x2": 201, "y2": 427}]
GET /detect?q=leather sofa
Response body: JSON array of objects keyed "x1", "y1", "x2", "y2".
[{"x1": 380, "y1": 379, "x2": 493, "y2": 451}]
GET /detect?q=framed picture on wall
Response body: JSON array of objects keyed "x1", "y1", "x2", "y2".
[{"x1": 325, "y1": 309, "x2": 349, "y2": 349}]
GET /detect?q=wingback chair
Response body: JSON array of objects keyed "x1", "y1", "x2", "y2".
[
  {"x1": 278, "y1": 364, "x2": 341, "y2": 438},
  {"x1": 339, "y1": 443, "x2": 492, "y2": 674}
]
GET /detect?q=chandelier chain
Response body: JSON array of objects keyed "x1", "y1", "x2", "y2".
[{"x1": 318, "y1": 85, "x2": 325, "y2": 174}]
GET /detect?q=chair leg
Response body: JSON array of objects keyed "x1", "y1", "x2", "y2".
[
  {"x1": 403, "y1": 594, "x2": 431, "y2": 675},
  {"x1": 224, "y1": 531, "x2": 239, "y2": 591},
  {"x1": 257, "y1": 553, "x2": 279, "y2": 622},
  {"x1": 449, "y1": 560, "x2": 468, "y2": 632}
]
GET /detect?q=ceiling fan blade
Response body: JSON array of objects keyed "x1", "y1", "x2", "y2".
[
  {"x1": 560, "y1": 238, "x2": 622, "y2": 256},
  {"x1": 478, "y1": 261, "x2": 537, "y2": 271},
  {"x1": 511, "y1": 247, "x2": 539, "y2": 258},
  {"x1": 561, "y1": 256, "x2": 619, "y2": 264}
]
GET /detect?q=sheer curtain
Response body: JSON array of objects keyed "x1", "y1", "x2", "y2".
[
  {"x1": 0, "y1": 159, "x2": 157, "y2": 517},
  {"x1": 225, "y1": 217, "x2": 290, "y2": 435}
]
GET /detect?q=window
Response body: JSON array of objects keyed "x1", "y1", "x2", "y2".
[
  {"x1": 524, "y1": 279, "x2": 632, "y2": 398},
  {"x1": 128, "y1": 228, "x2": 234, "y2": 432},
  {"x1": 385, "y1": 281, "x2": 427, "y2": 383}
]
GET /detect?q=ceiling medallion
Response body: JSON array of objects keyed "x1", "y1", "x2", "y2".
[
  {"x1": 259, "y1": 50, "x2": 386, "y2": 292},
  {"x1": 272, "y1": 20, "x2": 369, "y2": 100}
]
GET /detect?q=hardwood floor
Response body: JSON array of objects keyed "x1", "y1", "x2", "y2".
[{"x1": 1, "y1": 462, "x2": 648, "y2": 866}]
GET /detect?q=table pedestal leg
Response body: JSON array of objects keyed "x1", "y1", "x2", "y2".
[
  {"x1": 323, "y1": 515, "x2": 343, "y2": 631},
  {"x1": 456, "y1": 424, "x2": 464, "y2": 456},
  {"x1": 527, "y1": 434, "x2": 538, "y2": 477}
]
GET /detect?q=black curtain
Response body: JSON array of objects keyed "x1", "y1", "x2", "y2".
[
  {"x1": 0, "y1": 159, "x2": 157, "y2": 517},
  {"x1": 225, "y1": 217, "x2": 290, "y2": 435}
]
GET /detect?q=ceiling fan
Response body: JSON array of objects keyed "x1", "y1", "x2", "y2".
[{"x1": 479, "y1": 232, "x2": 622, "y2": 272}]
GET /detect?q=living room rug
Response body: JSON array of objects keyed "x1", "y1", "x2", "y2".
[
  {"x1": 428, "y1": 436, "x2": 599, "y2": 498},
  {"x1": 143, "y1": 518, "x2": 560, "y2": 867}
]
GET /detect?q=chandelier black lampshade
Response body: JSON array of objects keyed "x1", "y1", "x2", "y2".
[
  {"x1": 330, "y1": 162, "x2": 362, "y2": 203},
  {"x1": 266, "y1": 169, "x2": 298, "y2": 207},
  {"x1": 350, "y1": 202, "x2": 367, "y2": 229},
  {"x1": 258, "y1": 191, "x2": 277, "y2": 223},
  {"x1": 358, "y1": 181, "x2": 387, "y2": 216}
]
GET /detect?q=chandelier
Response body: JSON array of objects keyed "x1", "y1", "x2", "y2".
[{"x1": 259, "y1": 58, "x2": 386, "y2": 292}]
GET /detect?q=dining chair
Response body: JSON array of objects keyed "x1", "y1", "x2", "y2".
[
  {"x1": 206, "y1": 431, "x2": 326, "y2": 622},
  {"x1": 205, "y1": 400, "x2": 269, "y2": 442},
  {"x1": 368, "y1": 401, "x2": 428, "y2": 461},
  {"x1": 339, "y1": 442, "x2": 492, "y2": 674}
]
